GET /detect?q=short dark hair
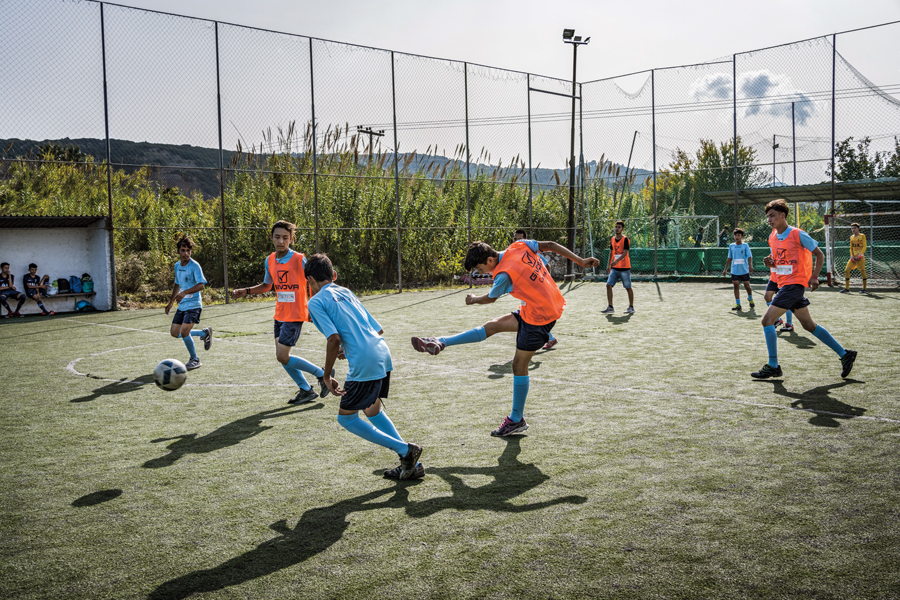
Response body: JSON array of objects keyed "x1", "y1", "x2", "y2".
[
  {"x1": 28, "y1": 263, "x2": 37, "y2": 269},
  {"x1": 514, "y1": 229, "x2": 527, "y2": 238},
  {"x1": 851, "y1": 222, "x2": 860, "y2": 228},
  {"x1": 733, "y1": 228, "x2": 745, "y2": 236},
  {"x1": 272, "y1": 220, "x2": 296, "y2": 236},
  {"x1": 765, "y1": 198, "x2": 789, "y2": 216},
  {"x1": 464, "y1": 241, "x2": 499, "y2": 271},
  {"x1": 723, "y1": 225, "x2": 729, "y2": 230},
  {"x1": 176, "y1": 235, "x2": 195, "y2": 250},
  {"x1": 0, "y1": 262, "x2": 8, "y2": 269},
  {"x1": 615, "y1": 220, "x2": 625, "y2": 228},
  {"x1": 304, "y1": 253, "x2": 334, "y2": 282}
]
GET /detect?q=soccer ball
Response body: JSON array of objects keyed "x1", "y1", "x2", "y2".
[{"x1": 154, "y1": 359, "x2": 187, "y2": 391}]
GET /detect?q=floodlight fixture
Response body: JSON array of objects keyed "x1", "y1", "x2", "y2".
[
  {"x1": 573, "y1": 36, "x2": 581, "y2": 42},
  {"x1": 562, "y1": 28, "x2": 574, "y2": 40}
]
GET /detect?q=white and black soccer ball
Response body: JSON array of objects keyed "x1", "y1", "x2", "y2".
[{"x1": 154, "y1": 359, "x2": 187, "y2": 391}]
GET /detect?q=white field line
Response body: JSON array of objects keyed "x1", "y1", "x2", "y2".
[{"x1": 61, "y1": 318, "x2": 899, "y2": 423}]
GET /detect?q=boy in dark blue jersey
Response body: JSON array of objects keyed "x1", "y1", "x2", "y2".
[
  {"x1": 305, "y1": 253, "x2": 424, "y2": 480},
  {"x1": 23, "y1": 263, "x2": 54, "y2": 316},
  {"x1": 0, "y1": 262, "x2": 26, "y2": 317}
]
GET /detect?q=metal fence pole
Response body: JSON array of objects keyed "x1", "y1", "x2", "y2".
[
  {"x1": 465, "y1": 62, "x2": 472, "y2": 288},
  {"x1": 652, "y1": 69, "x2": 658, "y2": 277},
  {"x1": 391, "y1": 51, "x2": 403, "y2": 293},
  {"x1": 579, "y1": 82, "x2": 586, "y2": 261},
  {"x1": 829, "y1": 33, "x2": 837, "y2": 282},
  {"x1": 527, "y1": 73, "x2": 533, "y2": 238},
  {"x1": 214, "y1": 22, "x2": 229, "y2": 303},
  {"x1": 99, "y1": 3, "x2": 118, "y2": 308},
  {"x1": 309, "y1": 38, "x2": 320, "y2": 253},
  {"x1": 733, "y1": 54, "x2": 739, "y2": 230}
]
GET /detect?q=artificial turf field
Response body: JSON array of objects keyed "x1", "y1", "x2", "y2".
[{"x1": 2, "y1": 281, "x2": 899, "y2": 600}]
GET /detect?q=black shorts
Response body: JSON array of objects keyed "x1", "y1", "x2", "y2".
[
  {"x1": 771, "y1": 284, "x2": 810, "y2": 312},
  {"x1": 765, "y1": 280, "x2": 779, "y2": 293},
  {"x1": 340, "y1": 372, "x2": 391, "y2": 412},
  {"x1": 273, "y1": 320, "x2": 303, "y2": 347},
  {"x1": 512, "y1": 310, "x2": 556, "y2": 352},
  {"x1": 172, "y1": 308, "x2": 202, "y2": 325},
  {"x1": 731, "y1": 273, "x2": 750, "y2": 282},
  {"x1": 1, "y1": 290, "x2": 24, "y2": 300}
]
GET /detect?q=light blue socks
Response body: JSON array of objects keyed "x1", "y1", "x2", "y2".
[
  {"x1": 439, "y1": 326, "x2": 487, "y2": 347},
  {"x1": 180, "y1": 335, "x2": 197, "y2": 359},
  {"x1": 764, "y1": 325, "x2": 778, "y2": 367},
  {"x1": 811, "y1": 325, "x2": 847, "y2": 357},
  {"x1": 288, "y1": 356, "x2": 325, "y2": 378},
  {"x1": 337, "y1": 413, "x2": 408, "y2": 455},
  {"x1": 510, "y1": 375, "x2": 529, "y2": 423}
]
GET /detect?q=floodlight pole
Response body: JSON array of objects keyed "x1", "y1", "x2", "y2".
[{"x1": 563, "y1": 30, "x2": 589, "y2": 280}]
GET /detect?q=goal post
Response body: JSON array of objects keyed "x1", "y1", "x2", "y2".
[{"x1": 827, "y1": 209, "x2": 900, "y2": 286}]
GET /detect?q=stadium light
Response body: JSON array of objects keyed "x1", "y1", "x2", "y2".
[{"x1": 562, "y1": 29, "x2": 590, "y2": 279}]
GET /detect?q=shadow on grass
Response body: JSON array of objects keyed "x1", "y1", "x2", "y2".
[
  {"x1": 755, "y1": 378, "x2": 866, "y2": 427},
  {"x1": 779, "y1": 331, "x2": 817, "y2": 350},
  {"x1": 72, "y1": 489, "x2": 123, "y2": 507},
  {"x1": 560, "y1": 281, "x2": 587, "y2": 296},
  {"x1": 487, "y1": 359, "x2": 542, "y2": 379},
  {"x1": 727, "y1": 308, "x2": 758, "y2": 319},
  {"x1": 142, "y1": 405, "x2": 322, "y2": 468},
  {"x1": 147, "y1": 439, "x2": 586, "y2": 600},
  {"x1": 605, "y1": 314, "x2": 633, "y2": 325},
  {"x1": 70, "y1": 375, "x2": 155, "y2": 403}
]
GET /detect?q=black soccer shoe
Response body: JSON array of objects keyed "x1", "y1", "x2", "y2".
[
  {"x1": 400, "y1": 443, "x2": 423, "y2": 480},
  {"x1": 840, "y1": 350, "x2": 857, "y2": 378},
  {"x1": 384, "y1": 462, "x2": 425, "y2": 480},
  {"x1": 288, "y1": 387, "x2": 318, "y2": 405},
  {"x1": 201, "y1": 327, "x2": 212, "y2": 351},
  {"x1": 317, "y1": 368, "x2": 336, "y2": 398},
  {"x1": 751, "y1": 364, "x2": 783, "y2": 379}
]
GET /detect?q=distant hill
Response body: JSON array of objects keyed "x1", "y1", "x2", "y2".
[{"x1": 1, "y1": 137, "x2": 650, "y2": 198}]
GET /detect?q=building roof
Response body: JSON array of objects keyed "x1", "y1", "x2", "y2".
[
  {"x1": 0, "y1": 215, "x2": 109, "y2": 228},
  {"x1": 704, "y1": 177, "x2": 900, "y2": 206}
]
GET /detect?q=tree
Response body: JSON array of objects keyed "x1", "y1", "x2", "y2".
[{"x1": 827, "y1": 136, "x2": 900, "y2": 181}]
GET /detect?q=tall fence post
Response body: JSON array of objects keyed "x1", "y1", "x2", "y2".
[
  {"x1": 579, "y1": 81, "x2": 585, "y2": 260},
  {"x1": 733, "y1": 54, "x2": 739, "y2": 230},
  {"x1": 828, "y1": 33, "x2": 837, "y2": 282},
  {"x1": 214, "y1": 22, "x2": 229, "y2": 303},
  {"x1": 527, "y1": 73, "x2": 533, "y2": 237},
  {"x1": 391, "y1": 51, "x2": 403, "y2": 293},
  {"x1": 652, "y1": 69, "x2": 658, "y2": 277},
  {"x1": 465, "y1": 62, "x2": 472, "y2": 289},
  {"x1": 309, "y1": 38, "x2": 320, "y2": 253},
  {"x1": 99, "y1": 3, "x2": 117, "y2": 309}
]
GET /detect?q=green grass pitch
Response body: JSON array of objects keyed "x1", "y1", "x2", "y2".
[{"x1": 2, "y1": 282, "x2": 899, "y2": 599}]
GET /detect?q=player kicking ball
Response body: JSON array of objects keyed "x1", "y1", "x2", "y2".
[
  {"x1": 165, "y1": 237, "x2": 212, "y2": 370},
  {"x1": 305, "y1": 254, "x2": 424, "y2": 480},
  {"x1": 412, "y1": 238, "x2": 599, "y2": 436},
  {"x1": 751, "y1": 199, "x2": 857, "y2": 380},
  {"x1": 232, "y1": 220, "x2": 332, "y2": 405}
]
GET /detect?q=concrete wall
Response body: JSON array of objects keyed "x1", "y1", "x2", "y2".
[{"x1": 0, "y1": 223, "x2": 113, "y2": 313}]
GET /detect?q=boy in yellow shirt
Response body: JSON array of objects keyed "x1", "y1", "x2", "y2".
[{"x1": 840, "y1": 223, "x2": 868, "y2": 294}]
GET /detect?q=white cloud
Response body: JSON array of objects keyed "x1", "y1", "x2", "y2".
[{"x1": 688, "y1": 69, "x2": 815, "y2": 125}]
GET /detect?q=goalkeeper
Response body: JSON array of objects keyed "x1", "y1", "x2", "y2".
[{"x1": 840, "y1": 223, "x2": 869, "y2": 295}]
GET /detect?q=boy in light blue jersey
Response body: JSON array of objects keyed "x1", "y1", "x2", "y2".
[
  {"x1": 165, "y1": 236, "x2": 212, "y2": 370},
  {"x1": 305, "y1": 253, "x2": 424, "y2": 481},
  {"x1": 721, "y1": 228, "x2": 755, "y2": 311},
  {"x1": 514, "y1": 229, "x2": 558, "y2": 350}
]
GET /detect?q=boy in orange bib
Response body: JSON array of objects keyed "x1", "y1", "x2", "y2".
[
  {"x1": 412, "y1": 239, "x2": 599, "y2": 436},
  {"x1": 751, "y1": 200, "x2": 857, "y2": 380},
  {"x1": 232, "y1": 220, "x2": 332, "y2": 404}
]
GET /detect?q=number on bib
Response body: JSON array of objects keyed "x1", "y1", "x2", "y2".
[{"x1": 277, "y1": 291, "x2": 296, "y2": 303}]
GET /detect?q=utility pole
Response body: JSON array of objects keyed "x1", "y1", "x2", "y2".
[{"x1": 357, "y1": 126, "x2": 385, "y2": 163}]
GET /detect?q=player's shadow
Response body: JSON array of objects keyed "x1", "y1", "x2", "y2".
[
  {"x1": 147, "y1": 439, "x2": 587, "y2": 600},
  {"x1": 727, "y1": 309, "x2": 757, "y2": 320},
  {"x1": 756, "y1": 379, "x2": 866, "y2": 427},
  {"x1": 487, "y1": 359, "x2": 542, "y2": 379},
  {"x1": 778, "y1": 331, "x2": 817, "y2": 350},
  {"x1": 142, "y1": 405, "x2": 322, "y2": 468},
  {"x1": 70, "y1": 376, "x2": 155, "y2": 403},
  {"x1": 605, "y1": 314, "x2": 633, "y2": 324},
  {"x1": 72, "y1": 488, "x2": 123, "y2": 507}
]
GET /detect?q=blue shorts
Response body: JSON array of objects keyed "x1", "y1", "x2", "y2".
[
  {"x1": 340, "y1": 371, "x2": 391, "y2": 412},
  {"x1": 25, "y1": 289, "x2": 43, "y2": 298},
  {"x1": 607, "y1": 269, "x2": 632, "y2": 288},
  {"x1": 731, "y1": 273, "x2": 750, "y2": 282},
  {"x1": 771, "y1": 284, "x2": 810, "y2": 312},
  {"x1": 172, "y1": 308, "x2": 202, "y2": 325},
  {"x1": 1, "y1": 290, "x2": 24, "y2": 300},
  {"x1": 511, "y1": 310, "x2": 556, "y2": 352},
  {"x1": 274, "y1": 320, "x2": 303, "y2": 347},
  {"x1": 765, "y1": 280, "x2": 779, "y2": 293}
]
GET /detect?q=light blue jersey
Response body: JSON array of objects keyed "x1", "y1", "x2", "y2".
[
  {"x1": 488, "y1": 239, "x2": 541, "y2": 299},
  {"x1": 727, "y1": 243, "x2": 754, "y2": 276},
  {"x1": 263, "y1": 249, "x2": 307, "y2": 284},
  {"x1": 308, "y1": 283, "x2": 393, "y2": 382},
  {"x1": 174, "y1": 258, "x2": 207, "y2": 310},
  {"x1": 776, "y1": 226, "x2": 818, "y2": 251}
]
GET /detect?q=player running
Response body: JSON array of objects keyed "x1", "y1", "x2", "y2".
[
  {"x1": 411, "y1": 238, "x2": 599, "y2": 436},
  {"x1": 165, "y1": 236, "x2": 212, "y2": 371},
  {"x1": 840, "y1": 223, "x2": 869, "y2": 295},
  {"x1": 232, "y1": 220, "x2": 332, "y2": 405},
  {"x1": 721, "y1": 228, "x2": 755, "y2": 311},
  {"x1": 751, "y1": 199, "x2": 857, "y2": 380},
  {"x1": 514, "y1": 229, "x2": 558, "y2": 349}
]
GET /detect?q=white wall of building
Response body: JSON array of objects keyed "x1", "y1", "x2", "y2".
[{"x1": 0, "y1": 223, "x2": 113, "y2": 313}]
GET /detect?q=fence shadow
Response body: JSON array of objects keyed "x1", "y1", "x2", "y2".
[{"x1": 147, "y1": 439, "x2": 587, "y2": 600}]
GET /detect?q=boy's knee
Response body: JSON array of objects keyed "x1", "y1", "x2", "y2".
[
  {"x1": 276, "y1": 354, "x2": 291, "y2": 365},
  {"x1": 801, "y1": 321, "x2": 817, "y2": 333}
]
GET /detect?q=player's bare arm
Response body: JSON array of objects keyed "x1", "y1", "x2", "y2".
[
  {"x1": 165, "y1": 284, "x2": 180, "y2": 315},
  {"x1": 233, "y1": 282, "x2": 273, "y2": 298},
  {"x1": 809, "y1": 247, "x2": 825, "y2": 290},
  {"x1": 323, "y1": 333, "x2": 345, "y2": 395},
  {"x1": 466, "y1": 293, "x2": 497, "y2": 305},
  {"x1": 537, "y1": 241, "x2": 600, "y2": 268}
]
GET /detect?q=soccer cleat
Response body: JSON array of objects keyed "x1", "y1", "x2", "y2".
[
  {"x1": 751, "y1": 364, "x2": 783, "y2": 379},
  {"x1": 317, "y1": 368, "x2": 336, "y2": 398},
  {"x1": 542, "y1": 338, "x2": 558, "y2": 350},
  {"x1": 288, "y1": 386, "x2": 318, "y2": 405},
  {"x1": 185, "y1": 357, "x2": 202, "y2": 370},
  {"x1": 600, "y1": 306, "x2": 614, "y2": 314},
  {"x1": 859, "y1": 289, "x2": 870, "y2": 295},
  {"x1": 490, "y1": 416, "x2": 529, "y2": 437},
  {"x1": 384, "y1": 462, "x2": 425, "y2": 480},
  {"x1": 410, "y1": 336, "x2": 445, "y2": 355},
  {"x1": 731, "y1": 305, "x2": 742, "y2": 311},
  {"x1": 779, "y1": 323, "x2": 794, "y2": 333},
  {"x1": 840, "y1": 350, "x2": 857, "y2": 378},
  {"x1": 400, "y1": 443, "x2": 423, "y2": 480},
  {"x1": 839, "y1": 288, "x2": 851, "y2": 294},
  {"x1": 749, "y1": 301, "x2": 755, "y2": 308},
  {"x1": 14, "y1": 311, "x2": 24, "y2": 317},
  {"x1": 42, "y1": 310, "x2": 55, "y2": 316},
  {"x1": 625, "y1": 306, "x2": 635, "y2": 314},
  {"x1": 774, "y1": 318, "x2": 784, "y2": 327},
  {"x1": 201, "y1": 327, "x2": 213, "y2": 350}
]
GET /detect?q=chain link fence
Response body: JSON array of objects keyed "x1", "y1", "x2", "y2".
[{"x1": 2, "y1": 0, "x2": 899, "y2": 301}]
